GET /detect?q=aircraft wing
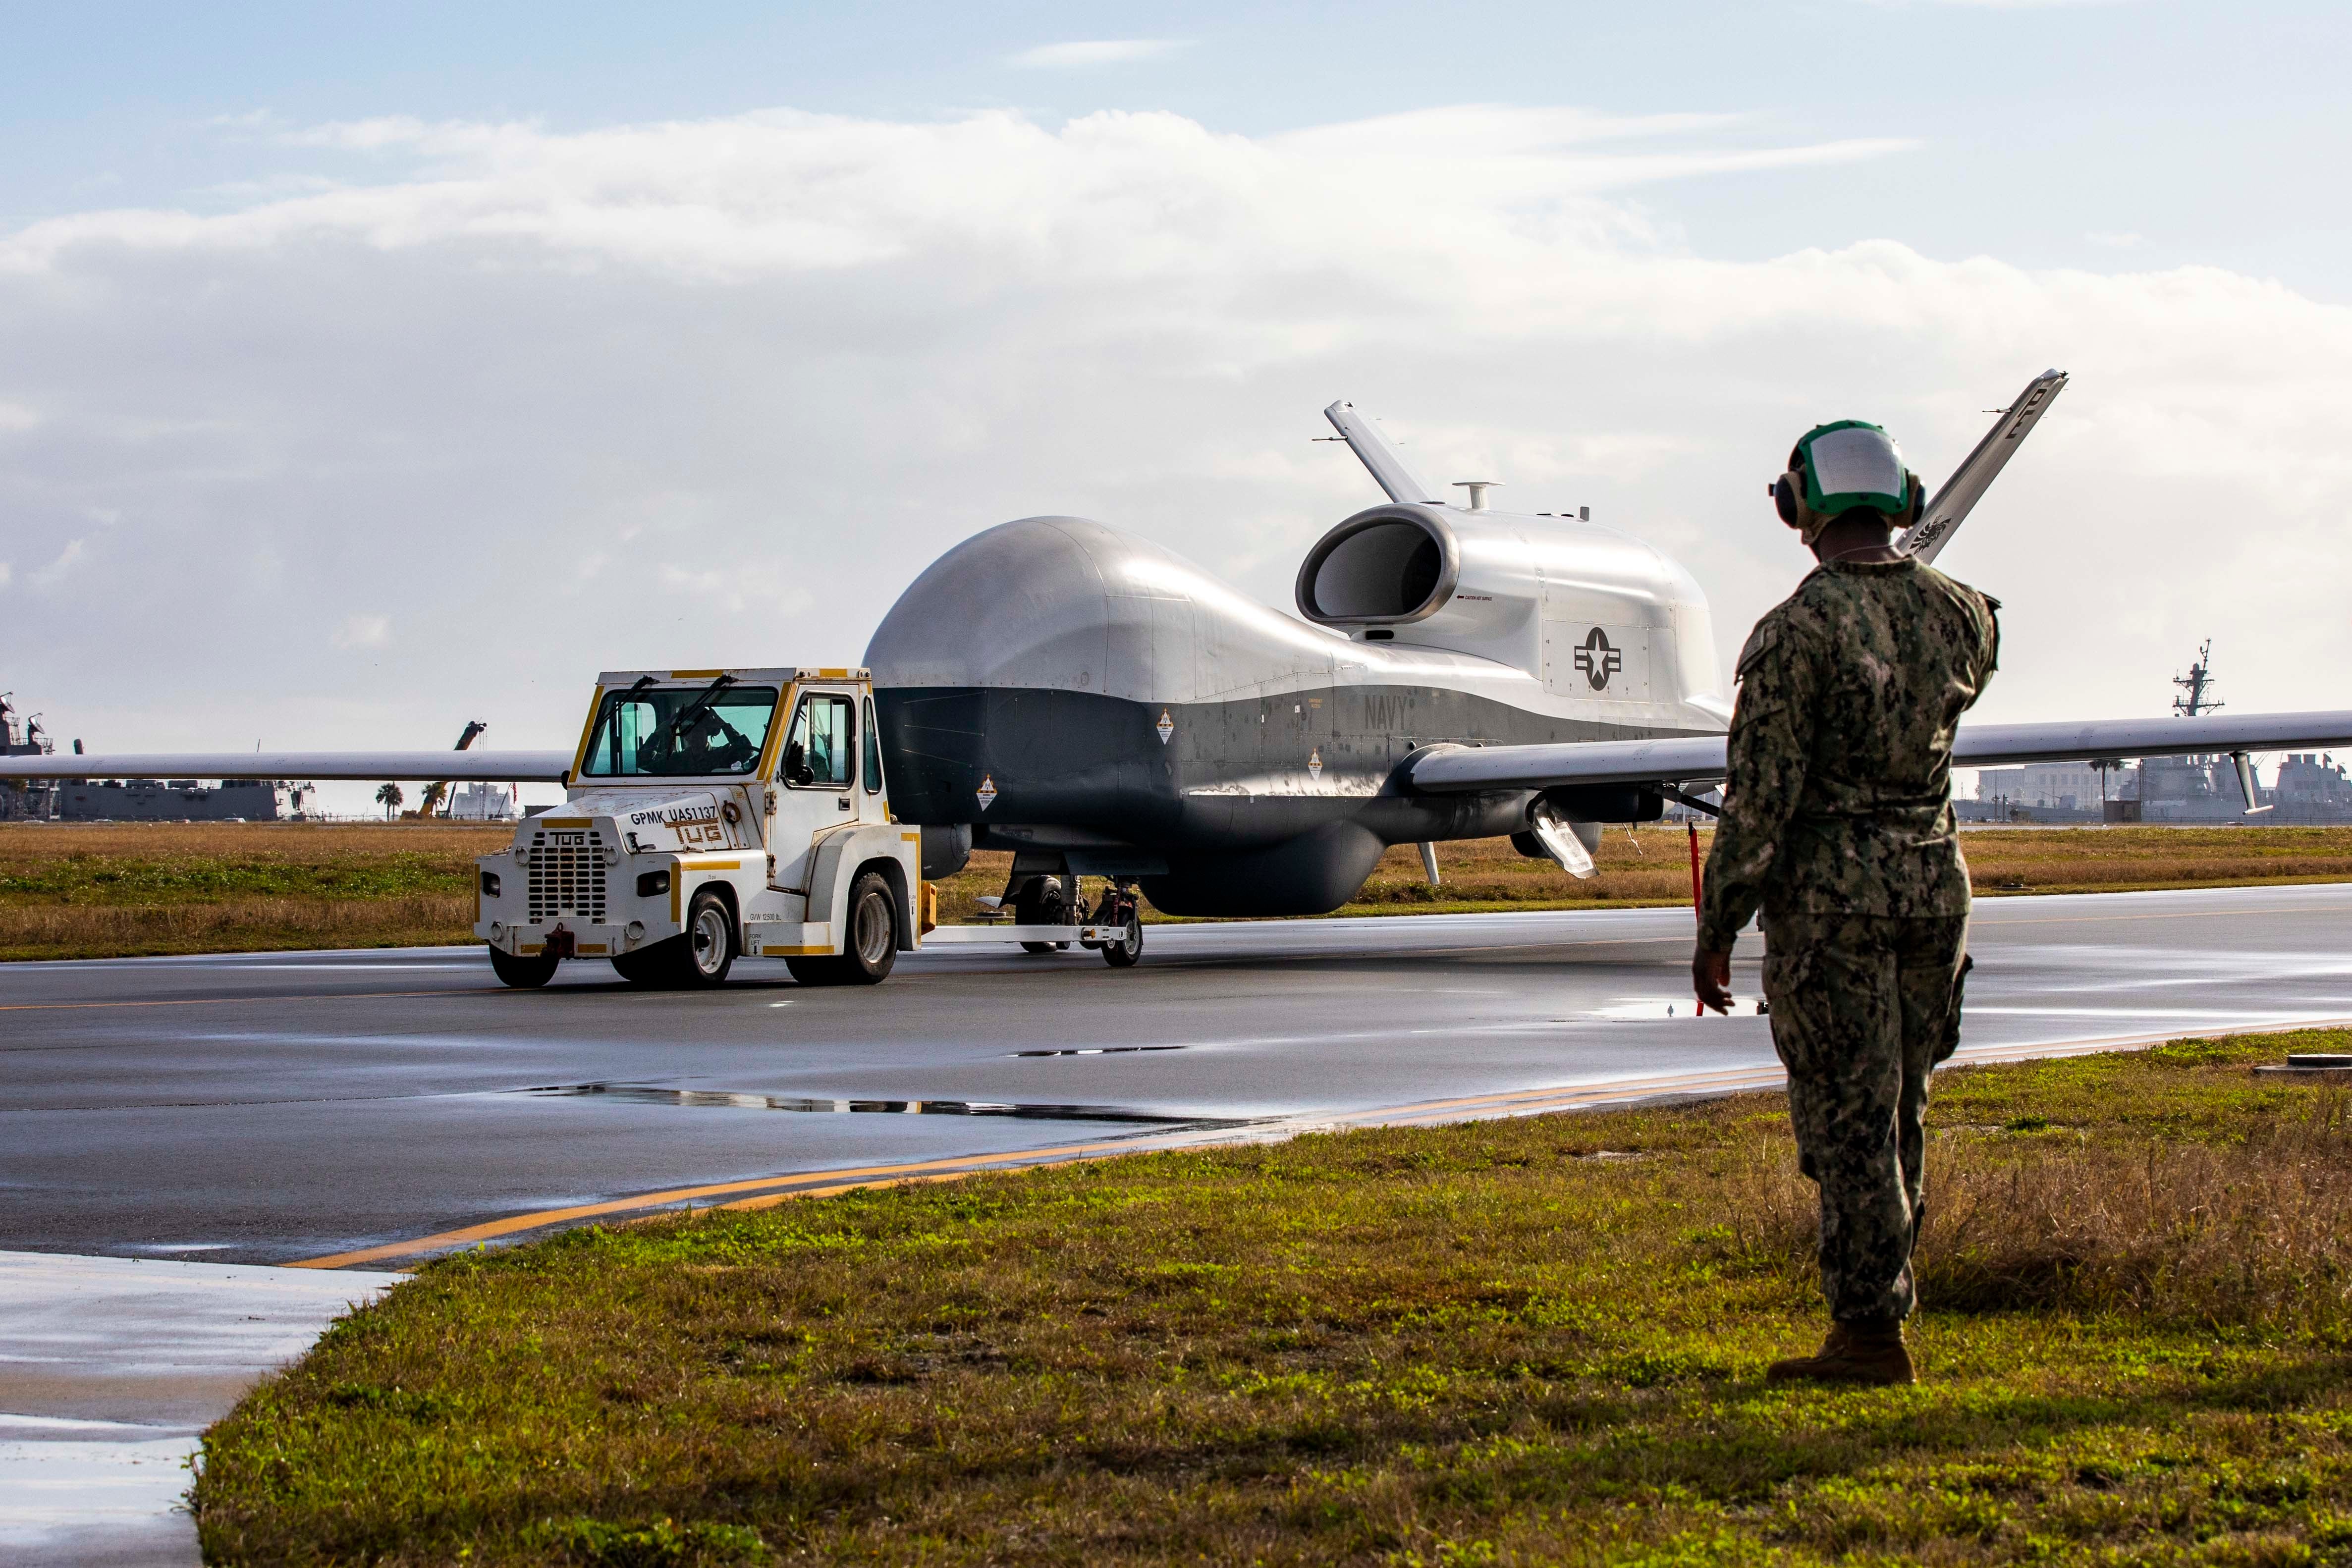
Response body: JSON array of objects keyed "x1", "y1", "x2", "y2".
[
  {"x1": 1405, "y1": 709, "x2": 2352, "y2": 794},
  {"x1": 1897, "y1": 369, "x2": 2068, "y2": 564},
  {"x1": 0, "y1": 751, "x2": 573, "y2": 782}
]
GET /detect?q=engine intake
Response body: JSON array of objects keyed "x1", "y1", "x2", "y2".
[{"x1": 1295, "y1": 505, "x2": 1457, "y2": 626}]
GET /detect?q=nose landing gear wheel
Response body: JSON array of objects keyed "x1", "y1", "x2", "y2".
[{"x1": 1101, "y1": 912, "x2": 1143, "y2": 968}]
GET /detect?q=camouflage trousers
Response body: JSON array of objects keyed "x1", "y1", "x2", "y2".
[{"x1": 1760, "y1": 911, "x2": 1971, "y2": 1324}]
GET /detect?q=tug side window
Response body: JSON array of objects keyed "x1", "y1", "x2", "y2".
[
  {"x1": 782, "y1": 695, "x2": 855, "y2": 788},
  {"x1": 862, "y1": 698, "x2": 884, "y2": 795}
]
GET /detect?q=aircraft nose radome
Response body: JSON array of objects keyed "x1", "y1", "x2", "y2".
[{"x1": 865, "y1": 516, "x2": 1118, "y2": 692}]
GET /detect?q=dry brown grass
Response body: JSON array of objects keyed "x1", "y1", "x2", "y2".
[
  {"x1": 7, "y1": 821, "x2": 2349, "y2": 960},
  {"x1": 0, "y1": 820, "x2": 507, "y2": 960},
  {"x1": 0, "y1": 895, "x2": 477, "y2": 959},
  {"x1": 1712, "y1": 1048, "x2": 2352, "y2": 1335},
  {"x1": 941, "y1": 824, "x2": 2352, "y2": 921}
]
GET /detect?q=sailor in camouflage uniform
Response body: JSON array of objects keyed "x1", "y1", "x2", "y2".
[{"x1": 1692, "y1": 419, "x2": 2000, "y2": 1387}]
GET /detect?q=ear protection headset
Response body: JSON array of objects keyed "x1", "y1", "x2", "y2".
[{"x1": 1769, "y1": 421, "x2": 1923, "y2": 544}]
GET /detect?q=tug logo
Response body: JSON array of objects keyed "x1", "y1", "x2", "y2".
[{"x1": 1573, "y1": 627, "x2": 1623, "y2": 691}]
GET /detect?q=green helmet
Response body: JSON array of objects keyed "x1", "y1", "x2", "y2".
[{"x1": 1770, "y1": 420, "x2": 1923, "y2": 538}]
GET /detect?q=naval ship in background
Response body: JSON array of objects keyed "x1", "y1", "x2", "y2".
[{"x1": 1964, "y1": 643, "x2": 2352, "y2": 824}]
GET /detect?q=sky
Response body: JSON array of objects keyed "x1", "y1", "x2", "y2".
[{"x1": 1, "y1": 1, "x2": 2347, "y2": 809}]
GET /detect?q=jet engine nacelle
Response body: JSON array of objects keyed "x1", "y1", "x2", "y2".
[{"x1": 1294, "y1": 502, "x2": 1722, "y2": 713}]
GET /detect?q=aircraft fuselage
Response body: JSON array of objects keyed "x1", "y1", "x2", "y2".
[{"x1": 867, "y1": 512, "x2": 1729, "y2": 915}]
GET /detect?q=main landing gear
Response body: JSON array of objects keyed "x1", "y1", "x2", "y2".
[{"x1": 1004, "y1": 873, "x2": 1144, "y2": 968}]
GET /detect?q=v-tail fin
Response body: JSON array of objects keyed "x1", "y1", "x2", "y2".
[{"x1": 1898, "y1": 368, "x2": 2068, "y2": 564}]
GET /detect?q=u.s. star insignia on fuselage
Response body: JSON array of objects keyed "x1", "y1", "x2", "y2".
[{"x1": 1573, "y1": 627, "x2": 1622, "y2": 691}]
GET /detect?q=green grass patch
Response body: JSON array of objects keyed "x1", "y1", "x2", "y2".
[
  {"x1": 195, "y1": 1028, "x2": 2352, "y2": 1564},
  {"x1": 0, "y1": 851, "x2": 470, "y2": 902}
]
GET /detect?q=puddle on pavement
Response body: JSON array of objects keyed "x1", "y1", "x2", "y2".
[
  {"x1": 1011, "y1": 1045, "x2": 1186, "y2": 1058},
  {"x1": 521, "y1": 1082, "x2": 1250, "y2": 1127},
  {"x1": 1583, "y1": 997, "x2": 1767, "y2": 1021}
]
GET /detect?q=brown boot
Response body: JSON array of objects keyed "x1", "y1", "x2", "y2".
[{"x1": 1766, "y1": 1317, "x2": 1915, "y2": 1386}]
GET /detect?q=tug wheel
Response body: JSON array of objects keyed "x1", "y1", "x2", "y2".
[
  {"x1": 488, "y1": 944, "x2": 559, "y2": 989},
  {"x1": 791, "y1": 871, "x2": 901, "y2": 985},
  {"x1": 641, "y1": 889, "x2": 735, "y2": 987},
  {"x1": 609, "y1": 944, "x2": 668, "y2": 986},
  {"x1": 840, "y1": 870, "x2": 899, "y2": 984}
]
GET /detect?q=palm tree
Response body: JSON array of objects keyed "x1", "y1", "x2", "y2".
[{"x1": 375, "y1": 781, "x2": 404, "y2": 820}]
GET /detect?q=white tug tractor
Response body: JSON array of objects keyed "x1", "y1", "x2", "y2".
[{"x1": 473, "y1": 668, "x2": 1143, "y2": 989}]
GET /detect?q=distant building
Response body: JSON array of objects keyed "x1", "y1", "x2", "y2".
[
  {"x1": 444, "y1": 782, "x2": 515, "y2": 821},
  {"x1": 1969, "y1": 761, "x2": 2116, "y2": 812}
]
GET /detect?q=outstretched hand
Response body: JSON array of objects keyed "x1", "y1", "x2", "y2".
[{"x1": 1692, "y1": 945, "x2": 1734, "y2": 1015}]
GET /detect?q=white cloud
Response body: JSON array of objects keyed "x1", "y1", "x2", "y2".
[
  {"x1": 332, "y1": 614, "x2": 391, "y2": 649},
  {"x1": 1008, "y1": 39, "x2": 1189, "y2": 69},
  {"x1": 0, "y1": 100, "x2": 2345, "y2": 791},
  {"x1": 0, "y1": 562, "x2": 11, "y2": 589},
  {"x1": 0, "y1": 401, "x2": 39, "y2": 431},
  {"x1": 30, "y1": 540, "x2": 84, "y2": 586}
]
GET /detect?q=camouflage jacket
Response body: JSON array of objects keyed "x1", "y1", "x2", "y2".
[{"x1": 1697, "y1": 557, "x2": 2000, "y2": 951}]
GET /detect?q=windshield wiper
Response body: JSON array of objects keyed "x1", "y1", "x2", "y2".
[{"x1": 651, "y1": 674, "x2": 738, "y2": 763}]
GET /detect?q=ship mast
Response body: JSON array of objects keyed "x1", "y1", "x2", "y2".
[{"x1": 2171, "y1": 639, "x2": 2222, "y2": 718}]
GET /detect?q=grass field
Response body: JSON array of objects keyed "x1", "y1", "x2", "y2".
[
  {"x1": 944, "y1": 824, "x2": 2352, "y2": 922},
  {"x1": 0, "y1": 822, "x2": 507, "y2": 961},
  {"x1": 5, "y1": 821, "x2": 2351, "y2": 961},
  {"x1": 192, "y1": 1028, "x2": 2352, "y2": 1565}
]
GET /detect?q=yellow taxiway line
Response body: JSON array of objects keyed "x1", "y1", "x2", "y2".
[{"x1": 288, "y1": 1011, "x2": 2352, "y2": 1271}]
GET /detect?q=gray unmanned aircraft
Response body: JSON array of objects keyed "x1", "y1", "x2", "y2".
[
  {"x1": 16, "y1": 372, "x2": 2352, "y2": 943},
  {"x1": 859, "y1": 372, "x2": 2352, "y2": 918}
]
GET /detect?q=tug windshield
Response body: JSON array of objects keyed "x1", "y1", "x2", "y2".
[{"x1": 580, "y1": 682, "x2": 779, "y2": 777}]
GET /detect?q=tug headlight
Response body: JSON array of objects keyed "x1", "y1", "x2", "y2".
[
  {"x1": 480, "y1": 871, "x2": 501, "y2": 897},
  {"x1": 637, "y1": 869, "x2": 671, "y2": 898}
]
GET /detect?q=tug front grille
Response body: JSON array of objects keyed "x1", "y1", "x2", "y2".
[{"x1": 526, "y1": 829, "x2": 607, "y2": 924}]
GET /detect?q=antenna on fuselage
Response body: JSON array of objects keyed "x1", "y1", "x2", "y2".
[{"x1": 1452, "y1": 481, "x2": 1501, "y2": 510}]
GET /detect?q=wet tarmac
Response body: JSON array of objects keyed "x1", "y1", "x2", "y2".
[
  {"x1": 4, "y1": 885, "x2": 2351, "y2": 1269},
  {"x1": 0, "y1": 1250, "x2": 398, "y2": 1566}
]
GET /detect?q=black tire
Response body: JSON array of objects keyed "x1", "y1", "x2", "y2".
[
  {"x1": 649, "y1": 888, "x2": 735, "y2": 988},
  {"x1": 1016, "y1": 875, "x2": 1067, "y2": 956},
  {"x1": 1101, "y1": 912, "x2": 1143, "y2": 968},
  {"x1": 488, "y1": 943, "x2": 559, "y2": 989},
  {"x1": 785, "y1": 955, "x2": 845, "y2": 986},
  {"x1": 610, "y1": 944, "x2": 671, "y2": 986},
  {"x1": 840, "y1": 870, "x2": 898, "y2": 985}
]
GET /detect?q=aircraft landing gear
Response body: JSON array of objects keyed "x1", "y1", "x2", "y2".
[
  {"x1": 1085, "y1": 881, "x2": 1143, "y2": 969},
  {"x1": 1013, "y1": 874, "x2": 1073, "y2": 953}
]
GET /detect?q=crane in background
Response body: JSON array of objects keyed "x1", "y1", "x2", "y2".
[{"x1": 411, "y1": 721, "x2": 488, "y2": 819}]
